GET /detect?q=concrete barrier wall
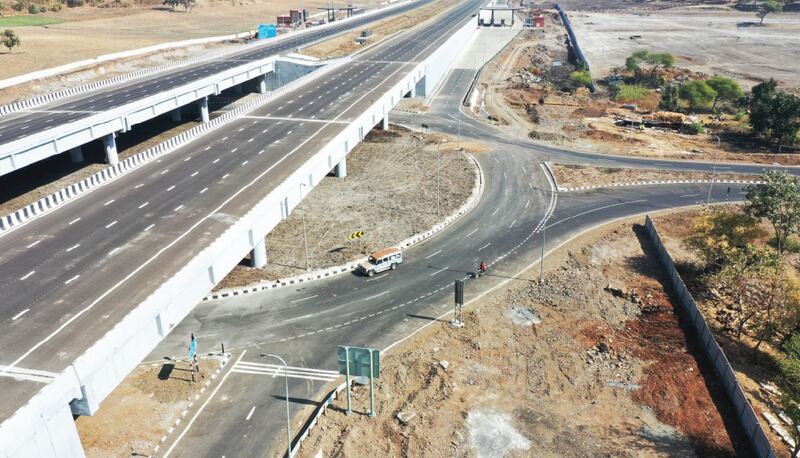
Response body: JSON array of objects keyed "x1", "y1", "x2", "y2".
[
  {"x1": 644, "y1": 216, "x2": 776, "y2": 458},
  {"x1": 554, "y1": 4, "x2": 595, "y2": 92},
  {"x1": 0, "y1": 11, "x2": 476, "y2": 456}
]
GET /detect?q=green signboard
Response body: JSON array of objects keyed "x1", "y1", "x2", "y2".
[
  {"x1": 337, "y1": 346, "x2": 380, "y2": 379},
  {"x1": 337, "y1": 345, "x2": 380, "y2": 416}
]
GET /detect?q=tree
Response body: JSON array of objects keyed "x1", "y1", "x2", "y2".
[
  {"x1": 679, "y1": 80, "x2": 717, "y2": 111},
  {"x1": 182, "y1": 0, "x2": 196, "y2": 12},
  {"x1": 685, "y1": 208, "x2": 766, "y2": 268},
  {"x1": 757, "y1": 0, "x2": 782, "y2": 24},
  {"x1": 163, "y1": 0, "x2": 180, "y2": 11},
  {"x1": 659, "y1": 84, "x2": 680, "y2": 112},
  {"x1": 744, "y1": 171, "x2": 800, "y2": 254},
  {"x1": 749, "y1": 80, "x2": 800, "y2": 151},
  {"x1": 706, "y1": 76, "x2": 743, "y2": 111},
  {"x1": 625, "y1": 50, "x2": 675, "y2": 85},
  {"x1": 2, "y1": 29, "x2": 19, "y2": 53},
  {"x1": 749, "y1": 78, "x2": 778, "y2": 135}
]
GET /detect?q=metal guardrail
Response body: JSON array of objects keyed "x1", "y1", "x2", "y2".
[{"x1": 644, "y1": 215, "x2": 776, "y2": 458}]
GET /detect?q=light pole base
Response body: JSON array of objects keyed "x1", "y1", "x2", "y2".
[{"x1": 450, "y1": 320, "x2": 464, "y2": 328}]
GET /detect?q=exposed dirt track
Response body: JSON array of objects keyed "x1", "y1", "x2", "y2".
[{"x1": 295, "y1": 213, "x2": 749, "y2": 457}]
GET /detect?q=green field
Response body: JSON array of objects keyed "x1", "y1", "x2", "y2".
[{"x1": 0, "y1": 16, "x2": 65, "y2": 27}]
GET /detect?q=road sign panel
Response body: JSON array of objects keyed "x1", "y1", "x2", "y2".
[
  {"x1": 348, "y1": 231, "x2": 365, "y2": 241},
  {"x1": 337, "y1": 346, "x2": 380, "y2": 379}
]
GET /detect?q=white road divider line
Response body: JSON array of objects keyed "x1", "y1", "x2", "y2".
[
  {"x1": 167, "y1": 185, "x2": 176, "y2": 191},
  {"x1": 144, "y1": 224, "x2": 155, "y2": 232},
  {"x1": 64, "y1": 275, "x2": 80, "y2": 285},
  {"x1": 19, "y1": 271, "x2": 35, "y2": 281},
  {"x1": 11, "y1": 309, "x2": 30, "y2": 320},
  {"x1": 174, "y1": 205, "x2": 184, "y2": 212},
  {"x1": 26, "y1": 240, "x2": 40, "y2": 249},
  {"x1": 424, "y1": 250, "x2": 442, "y2": 260},
  {"x1": 68, "y1": 218, "x2": 80, "y2": 225},
  {"x1": 66, "y1": 244, "x2": 80, "y2": 252},
  {"x1": 478, "y1": 242, "x2": 491, "y2": 251},
  {"x1": 289, "y1": 295, "x2": 318, "y2": 304},
  {"x1": 364, "y1": 290, "x2": 390, "y2": 301},
  {"x1": 191, "y1": 171, "x2": 199, "y2": 177},
  {"x1": 429, "y1": 266, "x2": 450, "y2": 277},
  {"x1": 246, "y1": 406, "x2": 255, "y2": 421},
  {"x1": 200, "y1": 187, "x2": 208, "y2": 194},
  {"x1": 105, "y1": 221, "x2": 117, "y2": 229}
]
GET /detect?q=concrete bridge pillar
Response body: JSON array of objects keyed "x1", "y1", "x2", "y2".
[
  {"x1": 334, "y1": 157, "x2": 347, "y2": 178},
  {"x1": 381, "y1": 110, "x2": 389, "y2": 130},
  {"x1": 257, "y1": 75, "x2": 268, "y2": 94},
  {"x1": 103, "y1": 133, "x2": 119, "y2": 166},
  {"x1": 69, "y1": 146, "x2": 84, "y2": 163},
  {"x1": 250, "y1": 239, "x2": 267, "y2": 268},
  {"x1": 198, "y1": 96, "x2": 210, "y2": 123},
  {"x1": 410, "y1": 85, "x2": 416, "y2": 98},
  {"x1": 170, "y1": 108, "x2": 182, "y2": 122}
]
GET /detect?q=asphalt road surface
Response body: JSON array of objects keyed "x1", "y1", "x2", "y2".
[
  {"x1": 150, "y1": 62, "x2": 770, "y2": 457},
  {"x1": 0, "y1": 0, "x2": 484, "y2": 427},
  {"x1": 0, "y1": 0, "x2": 433, "y2": 145}
]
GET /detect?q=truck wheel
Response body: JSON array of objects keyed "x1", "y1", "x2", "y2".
[
  {"x1": 390, "y1": 263, "x2": 397, "y2": 270},
  {"x1": 368, "y1": 270, "x2": 375, "y2": 277}
]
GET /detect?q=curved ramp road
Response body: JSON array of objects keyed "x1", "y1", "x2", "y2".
[
  {"x1": 147, "y1": 64, "x2": 773, "y2": 456},
  {"x1": 0, "y1": 0, "x2": 484, "y2": 435},
  {"x1": 0, "y1": 0, "x2": 433, "y2": 144}
]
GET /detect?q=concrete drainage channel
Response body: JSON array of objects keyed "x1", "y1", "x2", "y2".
[
  {"x1": 0, "y1": 57, "x2": 349, "y2": 237},
  {"x1": 204, "y1": 152, "x2": 486, "y2": 301}
]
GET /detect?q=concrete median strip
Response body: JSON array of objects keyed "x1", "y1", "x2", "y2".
[
  {"x1": 0, "y1": 57, "x2": 349, "y2": 238},
  {"x1": 202, "y1": 152, "x2": 485, "y2": 301}
]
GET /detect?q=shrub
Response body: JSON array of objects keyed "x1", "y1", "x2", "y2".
[
  {"x1": 570, "y1": 70, "x2": 592, "y2": 88},
  {"x1": 685, "y1": 122, "x2": 705, "y2": 135},
  {"x1": 27, "y1": 3, "x2": 37, "y2": 13},
  {"x1": 67, "y1": 0, "x2": 84, "y2": 7},
  {"x1": 615, "y1": 84, "x2": 650, "y2": 103},
  {"x1": 680, "y1": 80, "x2": 717, "y2": 111},
  {"x1": 11, "y1": 0, "x2": 24, "y2": 11}
]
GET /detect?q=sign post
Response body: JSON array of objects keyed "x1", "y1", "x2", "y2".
[
  {"x1": 338, "y1": 346, "x2": 380, "y2": 417},
  {"x1": 452, "y1": 279, "x2": 465, "y2": 328}
]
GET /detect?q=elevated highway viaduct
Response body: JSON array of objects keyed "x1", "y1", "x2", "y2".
[
  {"x1": 0, "y1": 0, "x2": 433, "y2": 178},
  {"x1": 0, "y1": 0, "x2": 484, "y2": 455}
]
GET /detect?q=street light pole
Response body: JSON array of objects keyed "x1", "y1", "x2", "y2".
[
  {"x1": 706, "y1": 136, "x2": 721, "y2": 205},
  {"x1": 263, "y1": 354, "x2": 292, "y2": 458},
  {"x1": 436, "y1": 140, "x2": 447, "y2": 217},
  {"x1": 540, "y1": 223, "x2": 545, "y2": 282},
  {"x1": 299, "y1": 183, "x2": 310, "y2": 271}
]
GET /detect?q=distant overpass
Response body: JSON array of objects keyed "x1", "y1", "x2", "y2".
[
  {"x1": 0, "y1": 0, "x2": 431, "y2": 178},
  {"x1": 0, "y1": 0, "x2": 482, "y2": 455}
]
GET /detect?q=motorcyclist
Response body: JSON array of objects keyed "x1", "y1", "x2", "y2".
[{"x1": 479, "y1": 261, "x2": 487, "y2": 275}]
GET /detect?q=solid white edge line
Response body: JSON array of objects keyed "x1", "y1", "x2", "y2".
[{"x1": 164, "y1": 351, "x2": 245, "y2": 457}]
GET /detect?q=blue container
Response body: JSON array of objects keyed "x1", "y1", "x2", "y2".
[{"x1": 258, "y1": 24, "x2": 277, "y2": 39}]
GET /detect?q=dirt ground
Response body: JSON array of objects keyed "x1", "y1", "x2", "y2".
[
  {"x1": 75, "y1": 356, "x2": 223, "y2": 457},
  {"x1": 651, "y1": 210, "x2": 798, "y2": 457},
  {"x1": 0, "y1": 0, "x2": 381, "y2": 79},
  {"x1": 471, "y1": 11, "x2": 800, "y2": 166},
  {"x1": 553, "y1": 164, "x2": 762, "y2": 189},
  {"x1": 300, "y1": 0, "x2": 448, "y2": 59},
  {"x1": 215, "y1": 126, "x2": 481, "y2": 290},
  {"x1": 294, "y1": 213, "x2": 751, "y2": 458},
  {"x1": 571, "y1": 6, "x2": 800, "y2": 89}
]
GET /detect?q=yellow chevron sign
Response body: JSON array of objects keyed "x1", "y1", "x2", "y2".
[{"x1": 348, "y1": 231, "x2": 365, "y2": 240}]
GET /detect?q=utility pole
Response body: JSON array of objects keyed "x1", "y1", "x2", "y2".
[
  {"x1": 706, "y1": 136, "x2": 720, "y2": 205},
  {"x1": 262, "y1": 354, "x2": 292, "y2": 458},
  {"x1": 437, "y1": 140, "x2": 447, "y2": 216},
  {"x1": 299, "y1": 183, "x2": 310, "y2": 271},
  {"x1": 540, "y1": 224, "x2": 545, "y2": 282}
]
